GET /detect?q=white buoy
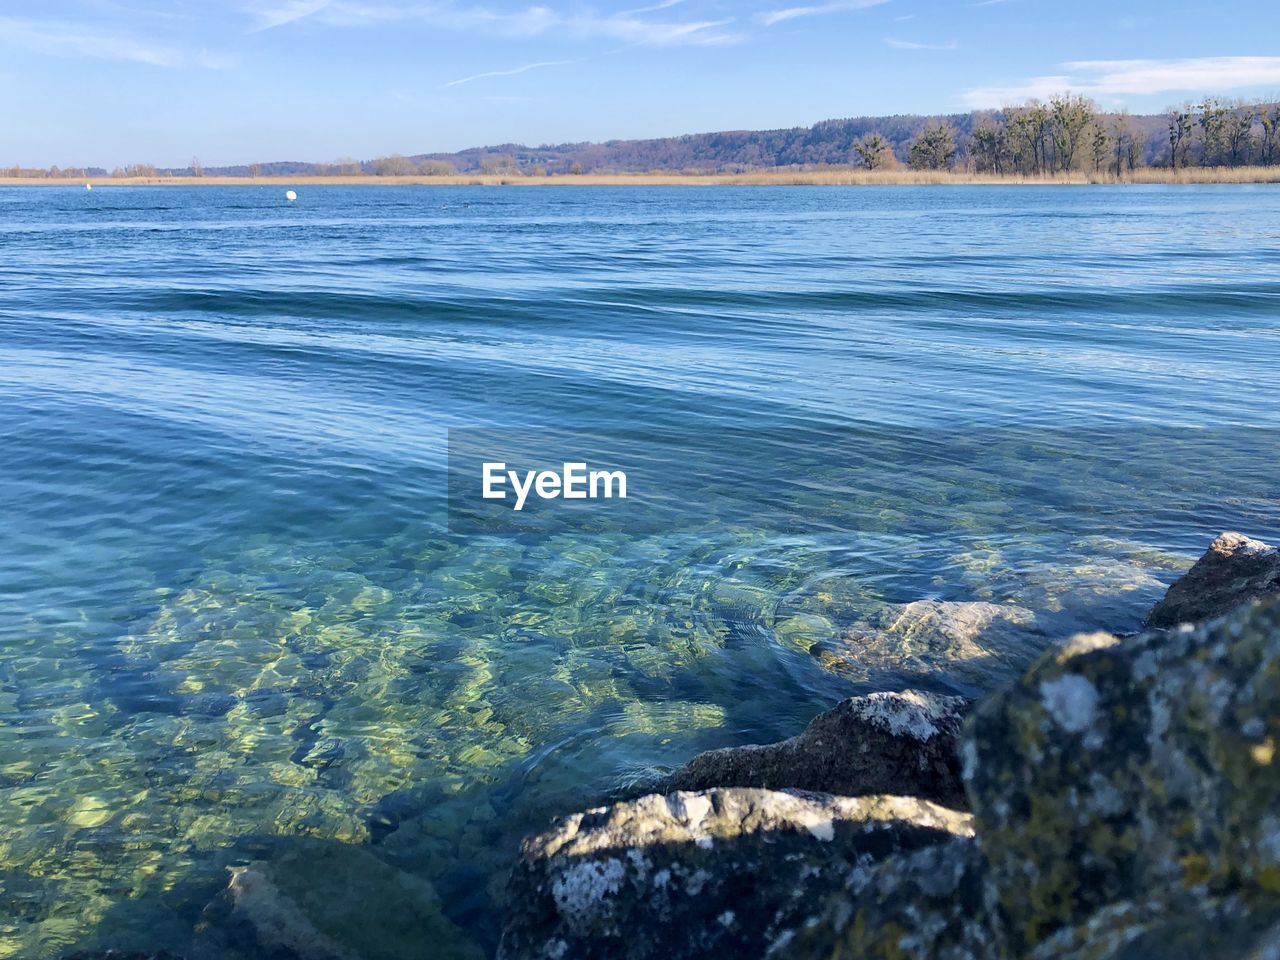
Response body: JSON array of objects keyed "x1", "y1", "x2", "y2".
[
  {"x1": 285, "y1": 190, "x2": 297, "y2": 202},
  {"x1": 85, "y1": 183, "x2": 92, "y2": 191}
]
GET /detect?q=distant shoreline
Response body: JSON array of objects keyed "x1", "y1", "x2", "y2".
[{"x1": 4, "y1": 167, "x2": 1280, "y2": 187}]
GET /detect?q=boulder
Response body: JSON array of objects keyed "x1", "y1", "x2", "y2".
[
  {"x1": 811, "y1": 600, "x2": 1045, "y2": 690},
  {"x1": 190, "y1": 839, "x2": 481, "y2": 960},
  {"x1": 787, "y1": 837, "x2": 994, "y2": 960},
  {"x1": 1145, "y1": 532, "x2": 1280, "y2": 629},
  {"x1": 497, "y1": 788, "x2": 973, "y2": 960},
  {"x1": 656, "y1": 690, "x2": 970, "y2": 808},
  {"x1": 963, "y1": 598, "x2": 1280, "y2": 956}
]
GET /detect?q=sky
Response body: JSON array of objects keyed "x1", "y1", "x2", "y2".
[{"x1": 3, "y1": 0, "x2": 1280, "y2": 167}]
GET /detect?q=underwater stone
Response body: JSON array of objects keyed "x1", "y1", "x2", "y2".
[
  {"x1": 498, "y1": 788, "x2": 973, "y2": 960},
  {"x1": 811, "y1": 600, "x2": 1045, "y2": 691},
  {"x1": 190, "y1": 838, "x2": 481, "y2": 960},
  {"x1": 654, "y1": 690, "x2": 970, "y2": 808},
  {"x1": 1145, "y1": 532, "x2": 1280, "y2": 629}
]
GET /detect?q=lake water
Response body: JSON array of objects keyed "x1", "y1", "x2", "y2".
[{"x1": 1, "y1": 185, "x2": 1278, "y2": 958}]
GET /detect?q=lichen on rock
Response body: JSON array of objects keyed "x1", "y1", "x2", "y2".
[
  {"x1": 498, "y1": 788, "x2": 973, "y2": 960},
  {"x1": 965, "y1": 597, "x2": 1280, "y2": 955},
  {"x1": 787, "y1": 836, "x2": 994, "y2": 960}
]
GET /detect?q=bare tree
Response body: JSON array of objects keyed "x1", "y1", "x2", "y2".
[
  {"x1": 969, "y1": 116, "x2": 1010, "y2": 173},
  {"x1": 1089, "y1": 124, "x2": 1110, "y2": 173},
  {"x1": 1050, "y1": 94, "x2": 1096, "y2": 171},
  {"x1": 1006, "y1": 102, "x2": 1053, "y2": 174},
  {"x1": 371, "y1": 154, "x2": 415, "y2": 176},
  {"x1": 416, "y1": 160, "x2": 458, "y2": 176},
  {"x1": 1223, "y1": 102, "x2": 1256, "y2": 166},
  {"x1": 1110, "y1": 113, "x2": 1139, "y2": 178},
  {"x1": 191, "y1": 156, "x2": 204, "y2": 177},
  {"x1": 1261, "y1": 104, "x2": 1280, "y2": 166},
  {"x1": 1199, "y1": 98, "x2": 1229, "y2": 166},
  {"x1": 1167, "y1": 106, "x2": 1194, "y2": 170},
  {"x1": 479, "y1": 154, "x2": 519, "y2": 175},
  {"x1": 248, "y1": 162, "x2": 263, "y2": 178}
]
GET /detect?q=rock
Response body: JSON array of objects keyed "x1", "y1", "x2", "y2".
[
  {"x1": 1025, "y1": 896, "x2": 1280, "y2": 960},
  {"x1": 190, "y1": 839, "x2": 481, "y2": 960},
  {"x1": 498, "y1": 788, "x2": 973, "y2": 960},
  {"x1": 963, "y1": 598, "x2": 1280, "y2": 956},
  {"x1": 811, "y1": 600, "x2": 1045, "y2": 691},
  {"x1": 787, "y1": 837, "x2": 994, "y2": 960},
  {"x1": 655, "y1": 690, "x2": 970, "y2": 808},
  {"x1": 57, "y1": 953, "x2": 184, "y2": 960},
  {"x1": 1145, "y1": 532, "x2": 1280, "y2": 629}
]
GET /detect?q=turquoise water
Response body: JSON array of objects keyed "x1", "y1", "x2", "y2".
[{"x1": 1, "y1": 185, "x2": 1279, "y2": 958}]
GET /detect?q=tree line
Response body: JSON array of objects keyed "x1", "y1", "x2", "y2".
[
  {"x1": 856, "y1": 95, "x2": 1280, "y2": 175},
  {"x1": 8, "y1": 96, "x2": 1280, "y2": 179}
]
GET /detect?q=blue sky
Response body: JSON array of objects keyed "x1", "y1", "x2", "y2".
[{"x1": 3, "y1": 0, "x2": 1280, "y2": 167}]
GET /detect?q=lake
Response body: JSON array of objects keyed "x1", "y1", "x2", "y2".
[{"x1": 1, "y1": 184, "x2": 1278, "y2": 958}]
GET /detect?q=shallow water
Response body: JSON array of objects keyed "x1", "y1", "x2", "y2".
[{"x1": 1, "y1": 184, "x2": 1278, "y2": 957}]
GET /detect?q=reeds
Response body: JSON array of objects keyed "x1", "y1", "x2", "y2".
[{"x1": 5, "y1": 166, "x2": 1280, "y2": 186}]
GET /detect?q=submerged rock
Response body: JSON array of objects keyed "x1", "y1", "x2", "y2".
[
  {"x1": 498, "y1": 788, "x2": 973, "y2": 960},
  {"x1": 963, "y1": 597, "x2": 1280, "y2": 956},
  {"x1": 811, "y1": 600, "x2": 1045, "y2": 690},
  {"x1": 190, "y1": 839, "x2": 481, "y2": 960},
  {"x1": 656, "y1": 690, "x2": 970, "y2": 808},
  {"x1": 1145, "y1": 531, "x2": 1280, "y2": 629}
]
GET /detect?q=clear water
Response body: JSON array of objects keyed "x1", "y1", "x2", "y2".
[{"x1": 1, "y1": 185, "x2": 1278, "y2": 958}]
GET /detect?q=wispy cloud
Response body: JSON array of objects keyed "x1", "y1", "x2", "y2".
[
  {"x1": 962, "y1": 56, "x2": 1280, "y2": 106},
  {"x1": 248, "y1": 0, "x2": 334, "y2": 32},
  {"x1": 756, "y1": 0, "x2": 889, "y2": 28},
  {"x1": 444, "y1": 59, "x2": 571, "y2": 87},
  {"x1": 0, "y1": 15, "x2": 187, "y2": 66},
  {"x1": 621, "y1": 0, "x2": 688, "y2": 13},
  {"x1": 887, "y1": 38, "x2": 957, "y2": 50},
  {"x1": 252, "y1": 2, "x2": 740, "y2": 45}
]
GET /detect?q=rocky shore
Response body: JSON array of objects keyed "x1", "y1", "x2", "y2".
[
  {"x1": 498, "y1": 532, "x2": 1280, "y2": 959},
  {"x1": 62, "y1": 532, "x2": 1280, "y2": 960}
]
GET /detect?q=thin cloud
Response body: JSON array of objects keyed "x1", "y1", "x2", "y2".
[
  {"x1": 257, "y1": 2, "x2": 740, "y2": 45},
  {"x1": 249, "y1": 0, "x2": 334, "y2": 32},
  {"x1": 757, "y1": 0, "x2": 889, "y2": 27},
  {"x1": 962, "y1": 56, "x2": 1280, "y2": 106},
  {"x1": 444, "y1": 59, "x2": 571, "y2": 87},
  {"x1": 621, "y1": 0, "x2": 688, "y2": 13},
  {"x1": 887, "y1": 38, "x2": 957, "y2": 50},
  {"x1": 0, "y1": 15, "x2": 185, "y2": 66}
]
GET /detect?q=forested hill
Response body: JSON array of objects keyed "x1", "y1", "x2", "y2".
[
  {"x1": 412, "y1": 113, "x2": 999, "y2": 175},
  {"x1": 180, "y1": 110, "x2": 1173, "y2": 178},
  {"x1": 24, "y1": 100, "x2": 1280, "y2": 179}
]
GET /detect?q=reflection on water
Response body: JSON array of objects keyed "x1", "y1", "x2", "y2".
[{"x1": 0, "y1": 185, "x2": 1278, "y2": 957}]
